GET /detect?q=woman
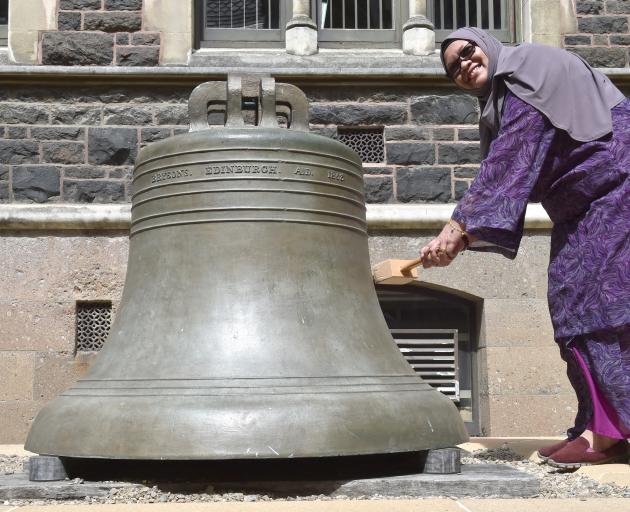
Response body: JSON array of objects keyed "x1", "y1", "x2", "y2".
[{"x1": 422, "y1": 27, "x2": 630, "y2": 468}]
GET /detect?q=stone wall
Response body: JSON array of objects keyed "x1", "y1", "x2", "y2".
[
  {"x1": 0, "y1": 82, "x2": 482, "y2": 205},
  {"x1": 564, "y1": 0, "x2": 630, "y2": 66},
  {"x1": 1, "y1": 226, "x2": 567, "y2": 443},
  {"x1": 0, "y1": 83, "x2": 191, "y2": 203},
  {"x1": 41, "y1": 0, "x2": 161, "y2": 66},
  {"x1": 0, "y1": 233, "x2": 129, "y2": 443}
]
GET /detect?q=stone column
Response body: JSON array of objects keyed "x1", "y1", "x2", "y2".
[
  {"x1": 8, "y1": 0, "x2": 57, "y2": 64},
  {"x1": 402, "y1": 0, "x2": 435, "y2": 56},
  {"x1": 525, "y1": 0, "x2": 577, "y2": 47},
  {"x1": 144, "y1": 0, "x2": 193, "y2": 65},
  {"x1": 285, "y1": 0, "x2": 318, "y2": 56}
]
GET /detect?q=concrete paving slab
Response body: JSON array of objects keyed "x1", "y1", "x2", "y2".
[
  {"x1": 212, "y1": 465, "x2": 538, "y2": 498},
  {"x1": 576, "y1": 464, "x2": 630, "y2": 486},
  {"x1": 460, "y1": 498, "x2": 630, "y2": 512},
  {"x1": 13, "y1": 501, "x2": 462, "y2": 512},
  {"x1": 0, "y1": 465, "x2": 538, "y2": 501},
  {"x1": 0, "y1": 474, "x2": 142, "y2": 500}
]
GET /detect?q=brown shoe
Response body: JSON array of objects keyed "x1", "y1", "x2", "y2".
[
  {"x1": 537, "y1": 438, "x2": 570, "y2": 461},
  {"x1": 547, "y1": 437, "x2": 629, "y2": 469}
]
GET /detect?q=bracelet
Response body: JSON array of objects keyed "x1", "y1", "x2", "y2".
[{"x1": 448, "y1": 219, "x2": 470, "y2": 251}]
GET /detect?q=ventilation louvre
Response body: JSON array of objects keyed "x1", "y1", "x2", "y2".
[{"x1": 392, "y1": 329, "x2": 460, "y2": 401}]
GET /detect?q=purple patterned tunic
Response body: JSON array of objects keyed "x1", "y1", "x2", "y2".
[{"x1": 452, "y1": 91, "x2": 630, "y2": 339}]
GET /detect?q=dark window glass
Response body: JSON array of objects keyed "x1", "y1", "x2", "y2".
[
  {"x1": 0, "y1": 0, "x2": 8, "y2": 25},
  {"x1": 434, "y1": 0, "x2": 441, "y2": 27},
  {"x1": 493, "y1": 0, "x2": 502, "y2": 29},
  {"x1": 456, "y1": 0, "x2": 466, "y2": 28},
  {"x1": 481, "y1": 0, "x2": 489, "y2": 29},
  {"x1": 382, "y1": 0, "x2": 392, "y2": 28},
  {"x1": 322, "y1": 0, "x2": 393, "y2": 29},
  {"x1": 469, "y1": 0, "x2": 477, "y2": 26},
  {"x1": 206, "y1": 0, "x2": 279, "y2": 29},
  {"x1": 430, "y1": 0, "x2": 512, "y2": 43},
  {"x1": 343, "y1": 0, "x2": 355, "y2": 29},
  {"x1": 269, "y1": 0, "x2": 279, "y2": 28},
  {"x1": 444, "y1": 0, "x2": 453, "y2": 29}
]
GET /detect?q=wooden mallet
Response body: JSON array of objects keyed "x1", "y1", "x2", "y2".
[{"x1": 372, "y1": 256, "x2": 424, "y2": 285}]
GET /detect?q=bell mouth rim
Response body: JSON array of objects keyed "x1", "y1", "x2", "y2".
[{"x1": 26, "y1": 389, "x2": 468, "y2": 460}]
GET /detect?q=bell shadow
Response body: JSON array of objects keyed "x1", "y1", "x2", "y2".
[{"x1": 59, "y1": 451, "x2": 428, "y2": 494}]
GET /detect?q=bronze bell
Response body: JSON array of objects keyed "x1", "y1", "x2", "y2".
[{"x1": 25, "y1": 77, "x2": 468, "y2": 460}]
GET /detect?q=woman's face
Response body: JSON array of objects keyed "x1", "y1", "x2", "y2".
[{"x1": 443, "y1": 39, "x2": 489, "y2": 91}]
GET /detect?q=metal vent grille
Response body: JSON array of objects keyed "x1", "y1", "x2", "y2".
[
  {"x1": 76, "y1": 302, "x2": 112, "y2": 352},
  {"x1": 392, "y1": 329, "x2": 460, "y2": 401},
  {"x1": 337, "y1": 128, "x2": 384, "y2": 163}
]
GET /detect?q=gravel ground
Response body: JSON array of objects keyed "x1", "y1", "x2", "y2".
[
  {"x1": 462, "y1": 445, "x2": 630, "y2": 499},
  {"x1": 3, "y1": 447, "x2": 630, "y2": 506}
]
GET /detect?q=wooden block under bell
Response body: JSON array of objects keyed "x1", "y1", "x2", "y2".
[{"x1": 372, "y1": 257, "x2": 423, "y2": 285}]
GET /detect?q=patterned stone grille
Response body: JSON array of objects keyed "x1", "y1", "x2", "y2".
[
  {"x1": 337, "y1": 128, "x2": 384, "y2": 163},
  {"x1": 76, "y1": 302, "x2": 112, "y2": 352}
]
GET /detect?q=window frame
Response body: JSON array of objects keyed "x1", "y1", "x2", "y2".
[
  {"x1": 316, "y1": 0, "x2": 407, "y2": 48},
  {"x1": 194, "y1": 0, "x2": 519, "y2": 50},
  {"x1": 427, "y1": 0, "x2": 516, "y2": 44},
  {"x1": 196, "y1": 0, "x2": 291, "y2": 48}
]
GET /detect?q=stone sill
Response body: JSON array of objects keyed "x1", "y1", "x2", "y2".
[
  {"x1": 0, "y1": 203, "x2": 553, "y2": 231},
  {"x1": 0, "y1": 65, "x2": 446, "y2": 83},
  {"x1": 0, "y1": 63, "x2": 628, "y2": 84},
  {"x1": 1, "y1": 46, "x2": 629, "y2": 81}
]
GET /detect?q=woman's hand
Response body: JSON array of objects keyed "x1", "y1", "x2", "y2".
[{"x1": 419, "y1": 221, "x2": 468, "y2": 268}]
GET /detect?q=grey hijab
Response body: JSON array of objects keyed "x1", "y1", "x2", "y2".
[{"x1": 441, "y1": 28, "x2": 626, "y2": 157}]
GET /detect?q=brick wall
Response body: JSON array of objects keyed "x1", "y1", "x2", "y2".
[
  {"x1": 564, "y1": 0, "x2": 630, "y2": 66},
  {"x1": 0, "y1": 83, "x2": 483, "y2": 205},
  {"x1": 41, "y1": 0, "x2": 161, "y2": 66}
]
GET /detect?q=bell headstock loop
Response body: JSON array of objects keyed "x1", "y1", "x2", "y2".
[{"x1": 188, "y1": 75, "x2": 310, "y2": 132}]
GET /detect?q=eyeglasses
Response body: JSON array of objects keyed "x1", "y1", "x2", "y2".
[{"x1": 447, "y1": 42, "x2": 477, "y2": 79}]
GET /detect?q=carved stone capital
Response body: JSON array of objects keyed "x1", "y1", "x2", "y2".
[
  {"x1": 403, "y1": 15, "x2": 434, "y2": 32},
  {"x1": 286, "y1": 14, "x2": 318, "y2": 31},
  {"x1": 402, "y1": 15, "x2": 435, "y2": 56},
  {"x1": 285, "y1": 15, "x2": 318, "y2": 56}
]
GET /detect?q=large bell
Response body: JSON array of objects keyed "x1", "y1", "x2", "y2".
[{"x1": 26, "y1": 77, "x2": 468, "y2": 460}]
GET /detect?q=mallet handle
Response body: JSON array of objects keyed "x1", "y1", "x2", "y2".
[{"x1": 400, "y1": 257, "x2": 424, "y2": 275}]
